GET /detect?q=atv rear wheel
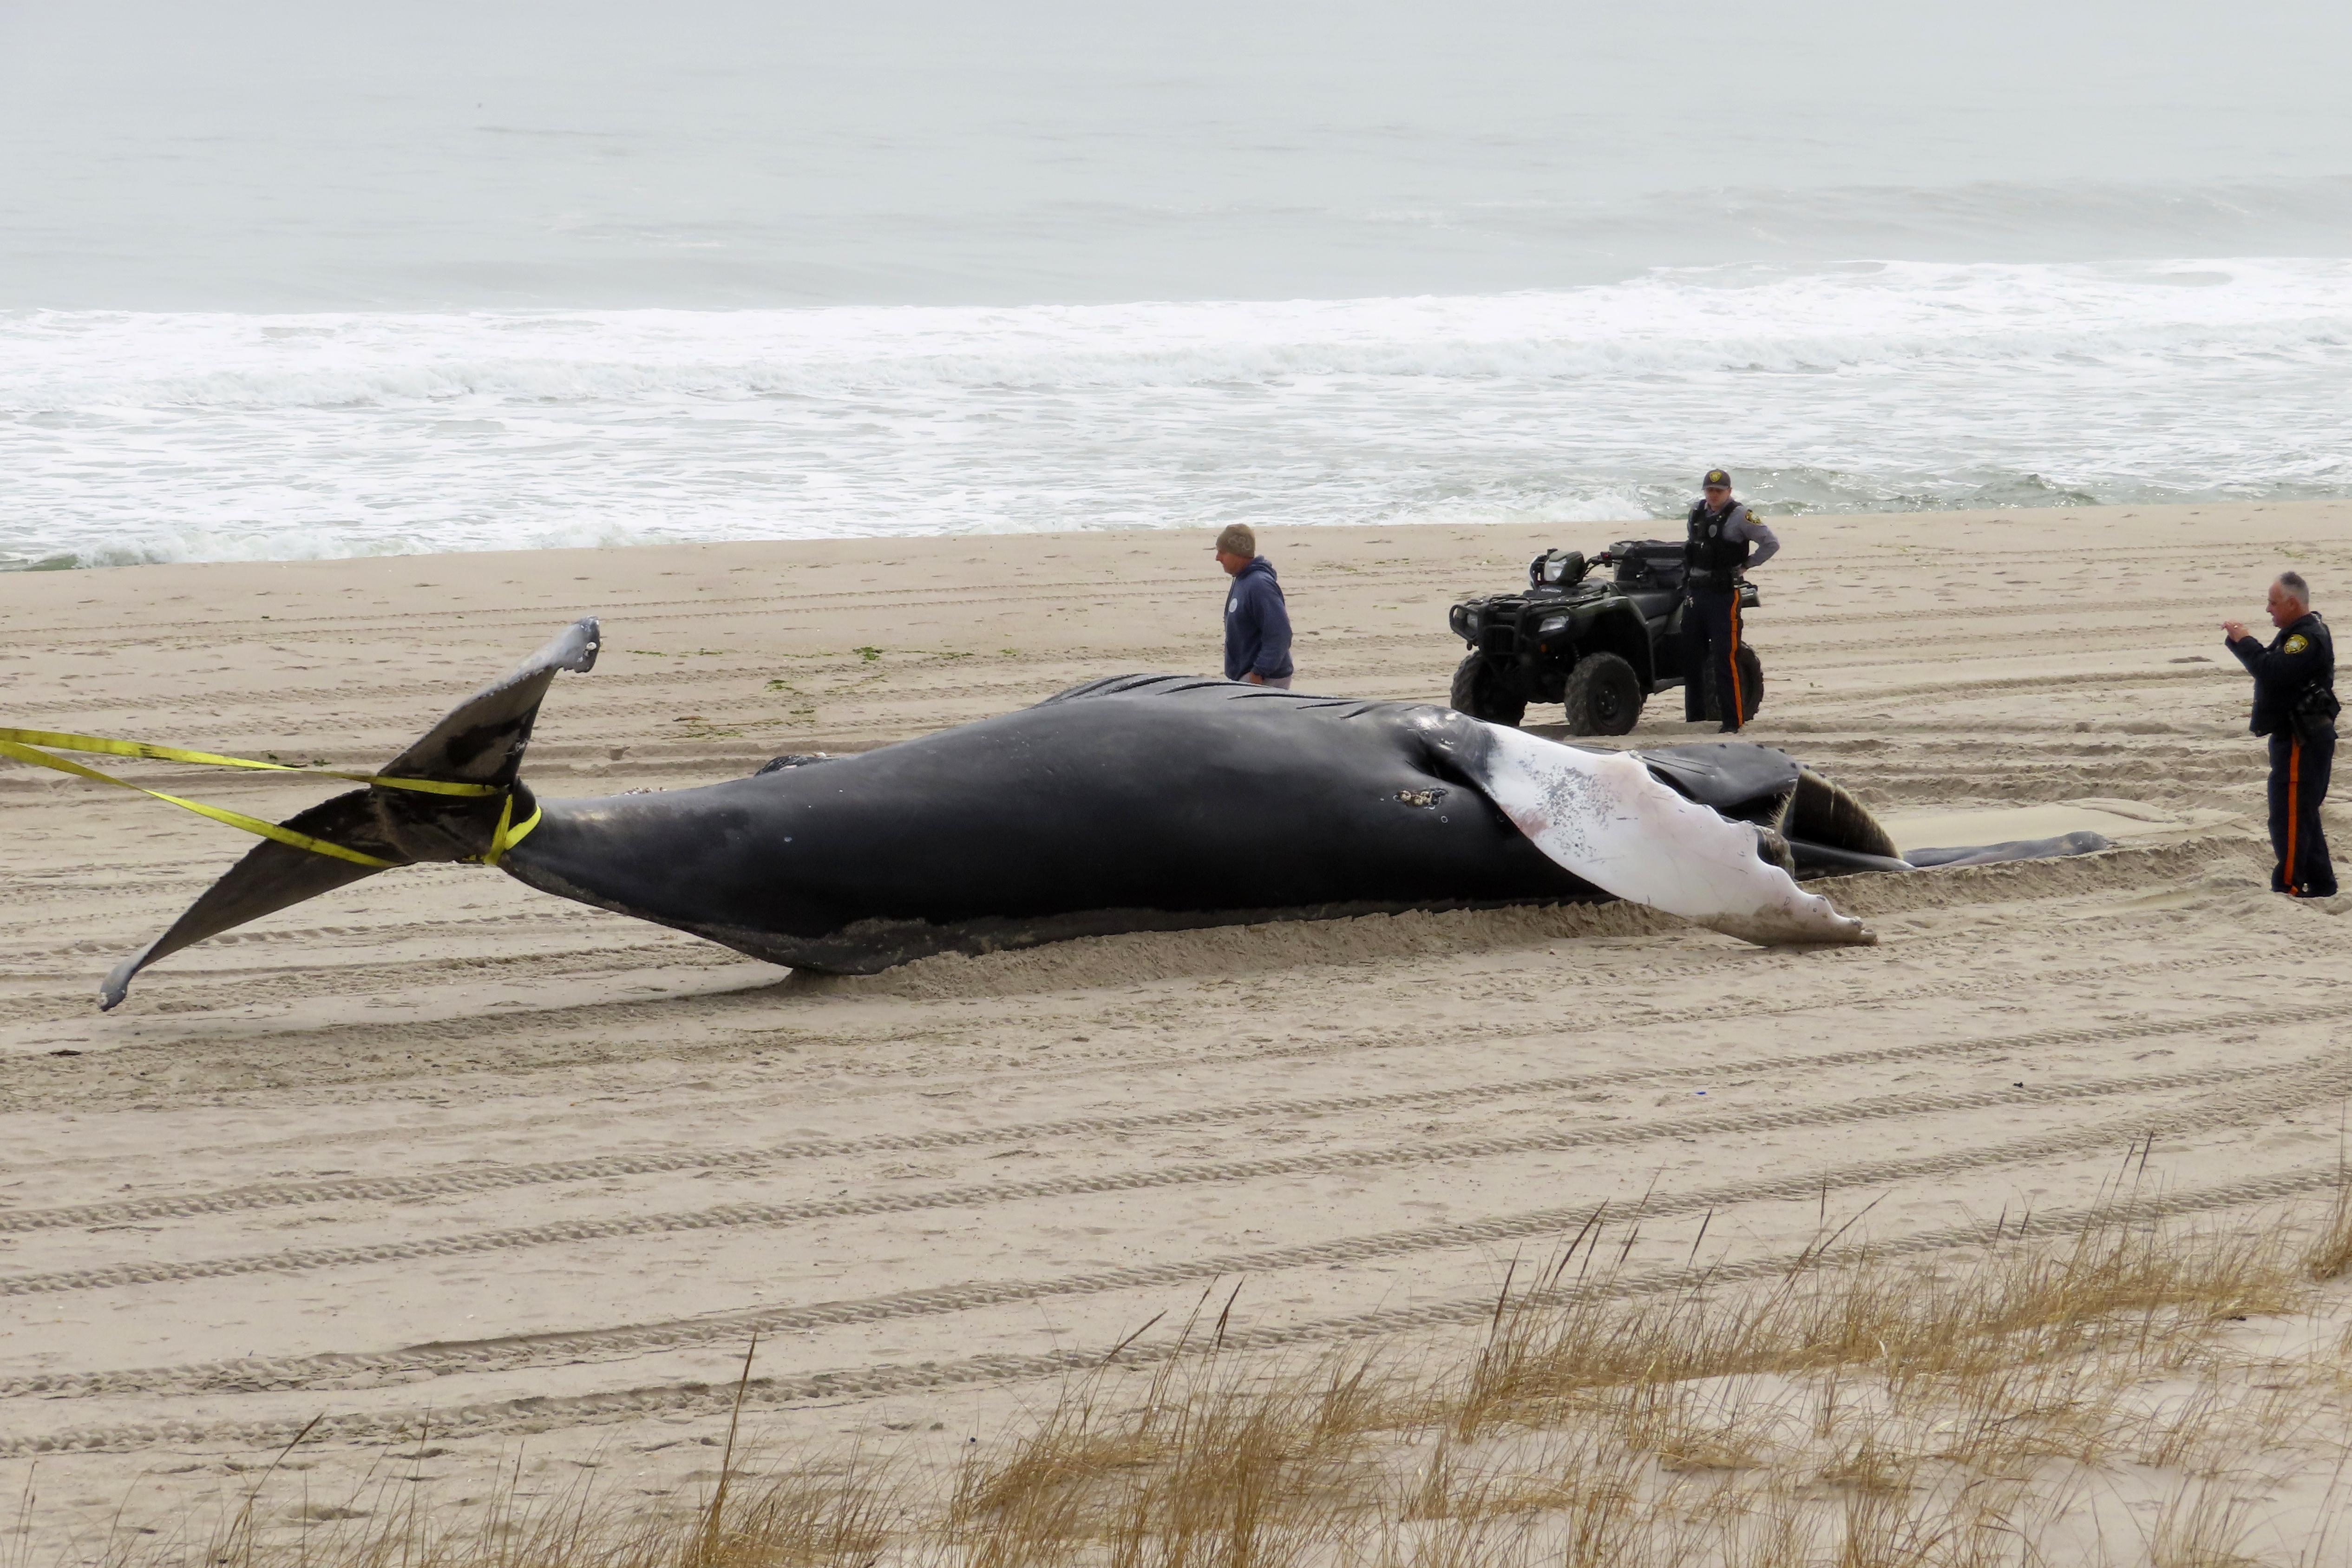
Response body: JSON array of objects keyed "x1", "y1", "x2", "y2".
[
  {"x1": 1702, "y1": 645, "x2": 1765, "y2": 725},
  {"x1": 1561, "y1": 652, "x2": 1643, "y2": 736},
  {"x1": 1449, "y1": 653, "x2": 1526, "y2": 727}
]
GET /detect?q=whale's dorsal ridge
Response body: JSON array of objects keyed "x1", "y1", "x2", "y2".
[
  {"x1": 1035, "y1": 671, "x2": 1424, "y2": 724},
  {"x1": 1035, "y1": 672, "x2": 1237, "y2": 706}
]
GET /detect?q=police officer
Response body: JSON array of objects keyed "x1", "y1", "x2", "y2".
[
  {"x1": 1682, "y1": 469, "x2": 1779, "y2": 732},
  {"x1": 2225, "y1": 571, "x2": 2337, "y2": 898}
]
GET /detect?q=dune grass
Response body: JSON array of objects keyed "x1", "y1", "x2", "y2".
[{"x1": 71, "y1": 1181, "x2": 2352, "y2": 1568}]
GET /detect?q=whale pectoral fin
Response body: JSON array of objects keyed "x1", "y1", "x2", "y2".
[
  {"x1": 1468, "y1": 727, "x2": 1874, "y2": 947},
  {"x1": 100, "y1": 789, "x2": 412, "y2": 1010}
]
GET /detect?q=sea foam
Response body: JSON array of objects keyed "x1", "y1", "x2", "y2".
[{"x1": 4, "y1": 257, "x2": 2348, "y2": 567}]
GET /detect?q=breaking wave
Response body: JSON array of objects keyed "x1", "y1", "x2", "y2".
[{"x1": 4, "y1": 256, "x2": 2350, "y2": 567}]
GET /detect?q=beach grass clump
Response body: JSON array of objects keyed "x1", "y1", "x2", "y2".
[
  {"x1": 74, "y1": 1194, "x2": 2352, "y2": 1568},
  {"x1": 173, "y1": 1442, "x2": 904, "y2": 1568},
  {"x1": 2300, "y1": 1171, "x2": 2352, "y2": 1283}
]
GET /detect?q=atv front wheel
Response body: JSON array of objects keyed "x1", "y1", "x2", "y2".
[
  {"x1": 1561, "y1": 652, "x2": 1643, "y2": 736},
  {"x1": 1449, "y1": 653, "x2": 1527, "y2": 727},
  {"x1": 1702, "y1": 646, "x2": 1765, "y2": 725}
]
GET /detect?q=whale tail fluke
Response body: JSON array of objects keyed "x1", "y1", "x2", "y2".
[
  {"x1": 98, "y1": 618, "x2": 600, "y2": 1010},
  {"x1": 376, "y1": 618, "x2": 602, "y2": 790},
  {"x1": 99, "y1": 790, "x2": 403, "y2": 1009}
]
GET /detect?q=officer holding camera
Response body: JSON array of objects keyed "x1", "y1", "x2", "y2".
[
  {"x1": 2225, "y1": 571, "x2": 2337, "y2": 898},
  {"x1": 1683, "y1": 469, "x2": 1778, "y2": 732}
]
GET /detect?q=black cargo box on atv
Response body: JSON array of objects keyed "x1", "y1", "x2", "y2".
[{"x1": 1609, "y1": 540, "x2": 1689, "y2": 593}]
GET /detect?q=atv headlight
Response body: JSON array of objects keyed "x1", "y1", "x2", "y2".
[
  {"x1": 1449, "y1": 605, "x2": 1469, "y2": 638},
  {"x1": 1536, "y1": 614, "x2": 1569, "y2": 637},
  {"x1": 1538, "y1": 550, "x2": 1587, "y2": 587}
]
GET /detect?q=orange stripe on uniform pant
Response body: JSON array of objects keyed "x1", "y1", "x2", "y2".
[
  {"x1": 1728, "y1": 595, "x2": 1743, "y2": 725},
  {"x1": 2287, "y1": 737, "x2": 2303, "y2": 895}
]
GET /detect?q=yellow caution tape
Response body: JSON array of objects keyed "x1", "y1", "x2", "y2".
[
  {"x1": 0, "y1": 736, "x2": 398, "y2": 867},
  {"x1": 476, "y1": 791, "x2": 544, "y2": 868},
  {"x1": 0, "y1": 727, "x2": 529, "y2": 870},
  {"x1": 0, "y1": 728, "x2": 499, "y2": 796}
]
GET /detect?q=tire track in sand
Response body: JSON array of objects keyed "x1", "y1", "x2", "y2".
[
  {"x1": 0, "y1": 1041, "x2": 2319, "y2": 1300},
  {"x1": 0, "y1": 998, "x2": 2279, "y2": 1236},
  {"x1": 8, "y1": 1083, "x2": 2343, "y2": 1455},
  {"x1": 0, "y1": 839, "x2": 2258, "y2": 1118},
  {"x1": 11, "y1": 1049, "x2": 2340, "y2": 1404},
  {"x1": 0, "y1": 945, "x2": 2250, "y2": 1180},
  {"x1": 1808, "y1": 667, "x2": 2232, "y2": 705}
]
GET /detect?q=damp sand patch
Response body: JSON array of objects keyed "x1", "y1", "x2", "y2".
[{"x1": 1878, "y1": 798, "x2": 2241, "y2": 856}]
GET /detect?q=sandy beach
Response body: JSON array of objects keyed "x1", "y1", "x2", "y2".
[{"x1": 3, "y1": 499, "x2": 2350, "y2": 1554}]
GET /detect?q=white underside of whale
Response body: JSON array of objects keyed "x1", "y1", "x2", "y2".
[{"x1": 1470, "y1": 726, "x2": 1874, "y2": 946}]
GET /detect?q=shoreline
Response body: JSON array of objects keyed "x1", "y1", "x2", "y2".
[
  {"x1": 10, "y1": 487, "x2": 2352, "y2": 583},
  {"x1": 10, "y1": 487, "x2": 2352, "y2": 581}
]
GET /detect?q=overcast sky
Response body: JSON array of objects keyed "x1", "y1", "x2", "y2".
[{"x1": 4, "y1": 0, "x2": 2348, "y2": 305}]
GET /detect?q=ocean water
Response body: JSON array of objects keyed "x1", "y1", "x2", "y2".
[
  {"x1": 7, "y1": 259, "x2": 2351, "y2": 568},
  {"x1": 3, "y1": 0, "x2": 2349, "y2": 566}
]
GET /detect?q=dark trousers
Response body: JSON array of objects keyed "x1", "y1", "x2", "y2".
[
  {"x1": 2267, "y1": 731, "x2": 2336, "y2": 897},
  {"x1": 1681, "y1": 590, "x2": 1744, "y2": 728}
]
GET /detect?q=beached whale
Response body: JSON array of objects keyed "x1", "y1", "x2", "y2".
[{"x1": 95, "y1": 618, "x2": 2103, "y2": 1007}]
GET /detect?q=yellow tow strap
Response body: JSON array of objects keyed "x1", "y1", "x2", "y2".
[
  {"x1": 478, "y1": 788, "x2": 544, "y2": 867},
  {"x1": 0, "y1": 727, "x2": 530, "y2": 870},
  {"x1": 0, "y1": 728, "x2": 500, "y2": 795}
]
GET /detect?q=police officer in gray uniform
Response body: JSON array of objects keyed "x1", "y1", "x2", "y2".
[{"x1": 1682, "y1": 469, "x2": 1779, "y2": 731}]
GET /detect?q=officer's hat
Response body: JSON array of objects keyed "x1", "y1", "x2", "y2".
[{"x1": 1703, "y1": 469, "x2": 1732, "y2": 489}]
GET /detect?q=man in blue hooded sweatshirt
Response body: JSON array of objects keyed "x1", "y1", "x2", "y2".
[{"x1": 1215, "y1": 524, "x2": 1294, "y2": 688}]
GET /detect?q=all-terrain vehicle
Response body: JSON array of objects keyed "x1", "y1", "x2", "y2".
[{"x1": 1446, "y1": 540, "x2": 1762, "y2": 735}]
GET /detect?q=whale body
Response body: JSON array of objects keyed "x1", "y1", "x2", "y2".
[
  {"x1": 96, "y1": 620, "x2": 2100, "y2": 1007},
  {"x1": 505, "y1": 670, "x2": 1870, "y2": 972}
]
